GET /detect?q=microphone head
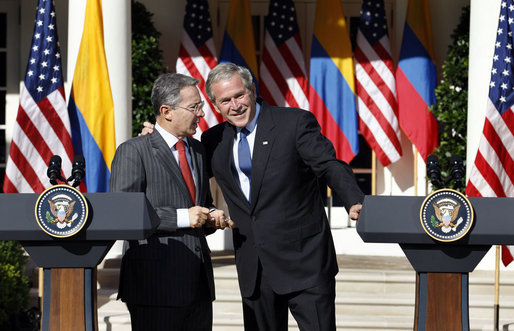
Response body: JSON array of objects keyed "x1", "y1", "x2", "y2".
[
  {"x1": 426, "y1": 154, "x2": 441, "y2": 186},
  {"x1": 47, "y1": 155, "x2": 62, "y2": 185},
  {"x1": 450, "y1": 155, "x2": 465, "y2": 181},
  {"x1": 49, "y1": 155, "x2": 62, "y2": 167},
  {"x1": 70, "y1": 155, "x2": 86, "y2": 187}
]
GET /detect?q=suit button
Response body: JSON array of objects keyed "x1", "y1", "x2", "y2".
[
  {"x1": 252, "y1": 216, "x2": 256, "y2": 222},
  {"x1": 195, "y1": 246, "x2": 201, "y2": 252}
]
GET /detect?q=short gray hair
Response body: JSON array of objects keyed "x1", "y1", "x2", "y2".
[
  {"x1": 205, "y1": 63, "x2": 253, "y2": 103},
  {"x1": 151, "y1": 73, "x2": 200, "y2": 117}
]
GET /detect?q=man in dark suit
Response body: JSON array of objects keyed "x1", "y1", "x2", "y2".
[
  {"x1": 110, "y1": 73, "x2": 230, "y2": 331},
  {"x1": 201, "y1": 63, "x2": 364, "y2": 331}
]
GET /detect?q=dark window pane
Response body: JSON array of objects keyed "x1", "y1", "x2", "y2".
[
  {"x1": 0, "y1": 90, "x2": 5, "y2": 124},
  {"x1": 349, "y1": 16, "x2": 360, "y2": 52},
  {"x1": 350, "y1": 134, "x2": 372, "y2": 169},
  {"x1": 0, "y1": 167, "x2": 4, "y2": 193},
  {"x1": 0, "y1": 13, "x2": 5, "y2": 48},
  {"x1": 252, "y1": 15, "x2": 260, "y2": 52},
  {"x1": 0, "y1": 52, "x2": 5, "y2": 87},
  {"x1": 0, "y1": 130, "x2": 5, "y2": 164}
]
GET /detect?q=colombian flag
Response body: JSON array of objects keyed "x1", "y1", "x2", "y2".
[
  {"x1": 219, "y1": 0, "x2": 259, "y2": 83},
  {"x1": 308, "y1": 0, "x2": 358, "y2": 163},
  {"x1": 68, "y1": 0, "x2": 115, "y2": 192},
  {"x1": 396, "y1": 0, "x2": 438, "y2": 161}
]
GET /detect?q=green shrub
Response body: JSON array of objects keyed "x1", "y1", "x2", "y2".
[
  {"x1": 0, "y1": 241, "x2": 29, "y2": 329},
  {"x1": 131, "y1": 0, "x2": 166, "y2": 137}
]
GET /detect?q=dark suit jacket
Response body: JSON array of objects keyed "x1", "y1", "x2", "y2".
[
  {"x1": 202, "y1": 100, "x2": 364, "y2": 297},
  {"x1": 110, "y1": 130, "x2": 215, "y2": 307}
]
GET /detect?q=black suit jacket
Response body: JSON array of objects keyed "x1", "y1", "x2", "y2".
[
  {"x1": 202, "y1": 100, "x2": 364, "y2": 297},
  {"x1": 110, "y1": 131, "x2": 215, "y2": 306}
]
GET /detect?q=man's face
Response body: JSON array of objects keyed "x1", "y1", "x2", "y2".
[
  {"x1": 166, "y1": 85, "x2": 204, "y2": 138},
  {"x1": 211, "y1": 74, "x2": 256, "y2": 128}
]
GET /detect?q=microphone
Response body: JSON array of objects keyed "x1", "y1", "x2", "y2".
[
  {"x1": 47, "y1": 155, "x2": 63, "y2": 185},
  {"x1": 68, "y1": 155, "x2": 86, "y2": 188},
  {"x1": 426, "y1": 154, "x2": 441, "y2": 188},
  {"x1": 450, "y1": 155, "x2": 465, "y2": 187}
]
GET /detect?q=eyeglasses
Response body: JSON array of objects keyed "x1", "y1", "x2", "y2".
[{"x1": 175, "y1": 101, "x2": 204, "y2": 114}]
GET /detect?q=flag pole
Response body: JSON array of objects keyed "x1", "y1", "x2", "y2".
[
  {"x1": 414, "y1": 147, "x2": 418, "y2": 196},
  {"x1": 494, "y1": 245, "x2": 501, "y2": 331},
  {"x1": 371, "y1": 151, "x2": 376, "y2": 195},
  {"x1": 327, "y1": 186, "x2": 333, "y2": 227}
]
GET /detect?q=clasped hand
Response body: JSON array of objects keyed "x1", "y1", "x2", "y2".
[{"x1": 188, "y1": 206, "x2": 235, "y2": 229}]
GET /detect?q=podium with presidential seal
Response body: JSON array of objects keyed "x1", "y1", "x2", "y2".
[
  {"x1": 357, "y1": 189, "x2": 514, "y2": 330},
  {"x1": 0, "y1": 185, "x2": 159, "y2": 331}
]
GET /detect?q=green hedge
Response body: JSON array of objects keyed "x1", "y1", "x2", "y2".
[
  {"x1": 0, "y1": 241, "x2": 29, "y2": 329},
  {"x1": 131, "y1": 0, "x2": 166, "y2": 137}
]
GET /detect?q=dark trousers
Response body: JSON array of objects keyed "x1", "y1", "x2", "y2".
[
  {"x1": 242, "y1": 266, "x2": 336, "y2": 331},
  {"x1": 127, "y1": 298, "x2": 212, "y2": 331}
]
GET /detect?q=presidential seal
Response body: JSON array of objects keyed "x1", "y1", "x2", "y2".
[
  {"x1": 35, "y1": 184, "x2": 88, "y2": 238},
  {"x1": 420, "y1": 189, "x2": 474, "y2": 242}
]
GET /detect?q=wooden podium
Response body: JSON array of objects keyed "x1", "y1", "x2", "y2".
[
  {"x1": 357, "y1": 195, "x2": 514, "y2": 331},
  {"x1": 0, "y1": 192, "x2": 159, "y2": 331}
]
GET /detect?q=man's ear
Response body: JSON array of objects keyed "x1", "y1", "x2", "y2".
[{"x1": 160, "y1": 104, "x2": 172, "y2": 120}]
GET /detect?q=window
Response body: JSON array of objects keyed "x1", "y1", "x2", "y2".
[{"x1": 0, "y1": 12, "x2": 7, "y2": 191}]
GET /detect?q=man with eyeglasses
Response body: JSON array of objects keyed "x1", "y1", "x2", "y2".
[{"x1": 110, "y1": 73, "x2": 232, "y2": 330}]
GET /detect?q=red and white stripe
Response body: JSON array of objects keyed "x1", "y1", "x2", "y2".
[
  {"x1": 176, "y1": 31, "x2": 222, "y2": 138},
  {"x1": 466, "y1": 101, "x2": 514, "y2": 265},
  {"x1": 355, "y1": 32, "x2": 402, "y2": 166},
  {"x1": 4, "y1": 85, "x2": 74, "y2": 193},
  {"x1": 259, "y1": 32, "x2": 309, "y2": 109}
]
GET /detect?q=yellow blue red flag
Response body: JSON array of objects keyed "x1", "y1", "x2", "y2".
[
  {"x1": 308, "y1": 0, "x2": 359, "y2": 163},
  {"x1": 396, "y1": 0, "x2": 438, "y2": 161},
  {"x1": 68, "y1": 0, "x2": 115, "y2": 192},
  {"x1": 219, "y1": 0, "x2": 259, "y2": 83}
]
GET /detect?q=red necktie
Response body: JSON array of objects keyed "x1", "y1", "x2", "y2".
[{"x1": 175, "y1": 140, "x2": 196, "y2": 204}]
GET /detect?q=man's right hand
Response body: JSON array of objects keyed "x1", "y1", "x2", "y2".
[
  {"x1": 188, "y1": 206, "x2": 210, "y2": 228},
  {"x1": 138, "y1": 121, "x2": 155, "y2": 136}
]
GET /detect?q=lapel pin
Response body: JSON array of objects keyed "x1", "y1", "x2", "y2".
[{"x1": 263, "y1": 141, "x2": 269, "y2": 145}]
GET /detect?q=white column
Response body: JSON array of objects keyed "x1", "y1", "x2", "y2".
[
  {"x1": 67, "y1": 0, "x2": 131, "y2": 147},
  {"x1": 68, "y1": 0, "x2": 131, "y2": 259},
  {"x1": 467, "y1": 0, "x2": 500, "y2": 180}
]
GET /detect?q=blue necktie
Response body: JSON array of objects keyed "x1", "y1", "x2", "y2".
[{"x1": 238, "y1": 128, "x2": 252, "y2": 185}]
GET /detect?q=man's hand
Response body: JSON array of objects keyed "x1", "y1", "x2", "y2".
[
  {"x1": 188, "y1": 206, "x2": 210, "y2": 228},
  {"x1": 207, "y1": 209, "x2": 236, "y2": 229},
  {"x1": 349, "y1": 203, "x2": 362, "y2": 221},
  {"x1": 138, "y1": 121, "x2": 155, "y2": 136}
]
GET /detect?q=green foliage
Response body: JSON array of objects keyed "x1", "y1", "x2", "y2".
[
  {"x1": 429, "y1": 5, "x2": 470, "y2": 192},
  {"x1": 0, "y1": 241, "x2": 29, "y2": 329},
  {"x1": 131, "y1": 0, "x2": 166, "y2": 137}
]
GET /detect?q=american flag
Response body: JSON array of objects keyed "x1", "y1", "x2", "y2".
[
  {"x1": 3, "y1": 0, "x2": 73, "y2": 193},
  {"x1": 259, "y1": 0, "x2": 309, "y2": 109},
  {"x1": 465, "y1": 0, "x2": 514, "y2": 266},
  {"x1": 176, "y1": 0, "x2": 222, "y2": 137},
  {"x1": 355, "y1": 0, "x2": 402, "y2": 166}
]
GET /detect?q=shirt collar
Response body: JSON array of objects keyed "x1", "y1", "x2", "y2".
[
  {"x1": 238, "y1": 102, "x2": 261, "y2": 134},
  {"x1": 155, "y1": 122, "x2": 185, "y2": 149}
]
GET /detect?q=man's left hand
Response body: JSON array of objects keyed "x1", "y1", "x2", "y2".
[{"x1": 349, "y1": 203, "x2": 362, "y2": 221}]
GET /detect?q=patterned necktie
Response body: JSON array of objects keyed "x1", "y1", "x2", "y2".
[
  {"x1": 175, "y1": 140, "x2": 196, "y2": 204},
  {"x1": 238, "y1": 128, "x2": 252, "y2": 186}
]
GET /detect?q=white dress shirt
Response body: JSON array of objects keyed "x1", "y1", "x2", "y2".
[
  {"x1": 155, "y1": 123, "x2": 196, "y2": 228},
  {"x1": 233, "y1": 104, "x2": 261, "y2": 201}
]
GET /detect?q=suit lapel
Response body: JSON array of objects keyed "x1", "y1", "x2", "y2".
[
  {"x1": 250, "y1": 102, "x2": 276, "y2": 210},
  {"x1": 150, "y1": 131, "x2": 192, "y2": 204}
]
